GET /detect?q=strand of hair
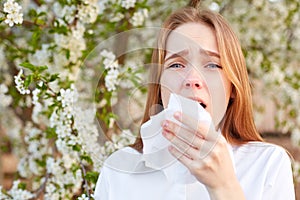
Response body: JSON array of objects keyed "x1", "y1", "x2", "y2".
[{"x1": 187, "y1": 0, "x2": 202, "y2": 8}]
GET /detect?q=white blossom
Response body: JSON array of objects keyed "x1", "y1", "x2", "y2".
[
  {"x1": 28, "y1": 44, "x2": 51, "y2": 67},
  {"x1": 291, "y1": 128, "x2": 300, "y2": 147},
  {"x1": 53, "y1": 2, "x2": 76, "y2": 24},
  {"x1": 7, "y1": 180, "x2": 35, "y2": 200},
  {"x1": 77, "y1": 3, "x2": 99, "y2": 23},
  {"x1": 100, "y1": 50, "x2": 120, "y2": 91},
  {"x1": 46, "y1": 157, "x2": 64, "y2": 175},
  {"x1": 293, "y1": 161, "x2": 300, "y2": 182},
  {"x1": 110, "y1": 12, "x2": 125, "y2": 22},
  {"x1": 3, "y1": 0, "x2": 23, "y2": 27},
  {"x1": 105, "y1": 68, "x2": 120, "y2": 91},
  {"x1": 130, "y1": 9, "x2": 148, "y2": 27},
  {"x1": 100, "y1": 50, "x2": 116, "y2": 62},
  {"x1": 120, "y1": 0, "x2": 136, "y2": 9},
  {"x1": 14, "y1": 69, "x2": 30, "y2": 95},
  {"x1": 0, "y1": 83, "x2": 12, "y2": 107},
  {"x1": 4, "y1": 0, "x2": 21, "y2": 13},
  {"x1": 54, "y1": 32, "x2": 86, "y2": 64},
  {"x1": 78, "y1": 194, "x2": 89, "y2": 200},
  {"x1": 57, "y1": 84, "x2": 78, "y2": 108},
  {"x1": 32, "y1": 88, "x2": 41, "y2": 105},
  {"x1": 209, "y1": 2, "x2": 220, "y2": 12}
]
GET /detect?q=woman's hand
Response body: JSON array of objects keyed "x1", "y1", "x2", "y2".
[{"x1": 161, "y1": 111, "x2": 245, "y2": 200}]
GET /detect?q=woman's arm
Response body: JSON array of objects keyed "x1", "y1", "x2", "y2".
[
  {"x1": 162, "y1": 111, "x2": 246, "y2": 200},
  {"x1": 262, "y1": 147, "x2": 295, "y2": 200}
]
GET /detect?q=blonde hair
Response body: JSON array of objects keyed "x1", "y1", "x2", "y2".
[{"x1": 131, "y1": 7, "x2": 263, "y2": 152}]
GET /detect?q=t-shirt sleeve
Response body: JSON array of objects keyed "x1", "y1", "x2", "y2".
[
  {"x1": 93, "y1": 166, "x2": 110, "y2": 200},
  {"x1": 262, "y1": 147, "x2": 295, "y2": 200}
]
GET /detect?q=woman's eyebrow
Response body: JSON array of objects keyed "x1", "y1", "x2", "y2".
[
  {"x1": 165, "y1": 49, "x2": 189, "y2": 61},
  {"x1": 202, "y1": 49, "x2": 220, "y2": 59},
  {"x1": 164, "y1": 49, "x2": 220, "y2": 61}
]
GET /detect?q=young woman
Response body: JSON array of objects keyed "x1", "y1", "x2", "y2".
[{"x1": 94, "y1": 3, "x2": 295, "y2": 200}]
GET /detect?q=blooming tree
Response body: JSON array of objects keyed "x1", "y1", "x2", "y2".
[{"x1": 0, "y1": 0, "x2": 299, "y2": 199}]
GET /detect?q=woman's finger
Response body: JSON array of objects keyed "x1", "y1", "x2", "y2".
[
  {"x1": 173, "y1": 111, "x2": 220, "y2": 141},
  {"x1": 162, "y1": 120, "x2": 203, "y2": 148},
  {"x1": 168, "y1": 145, "x2": 193, "y2": 167}
]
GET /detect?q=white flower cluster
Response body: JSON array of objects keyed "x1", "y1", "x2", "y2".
[
  {"x1": 14, "y1": 69, "x2": 30, "y2": 95},
  {"x1": 0, "y1": 83, "x2": 12, "y2": 107},
  {"x1": 110, "y1": 12, "x2": 125, "y2": 22},
  {"x1": 130, "y1": 9, "x2": 149, "y2": 27},
  {"x1": 28, "y1": 44, "x2": 51, "y2": 68},
  {"x1": 101, "y1": 50, "x2": 120, "y2": 91},
  {"x1": 73, "y1": 106, "x2": 103, "y2": 170},
  {"x1": 101, "y1": 129, "x2": 136, "y2": 156},
  {"x1": 32, "y1": 83, "x2": 42, "y2": 105},
  {"x1": 291, "y1": 128, "x2": 300, "y2": 147},
  {"x1": 45, "y1": 157, "x2": 83, "y2": 198},
  {"x1": 16, "y1": 123, "x2": 51, "y2": 178},
  {"x1": 53, "y1": 2, "x2": 76, "y2": 24},
  {"x1": 50, "y1": 84, "x2": 78, "y2": 139},
  {"x1": 54, "y1": 23, "x2": 86, "y2": 65},
  {"x1": 3, "y1": 0, "x2": 23, "y2": 27},
  {"x1": 77, "y1": 1, "x2": 100, "y2": 24},
  {"x1": 293, "y1": 161, "x2": 300, "y2": 183},
  {"x1": 57, "y1": 84, "x2": 78, "y2": 108},
  {"x1": 120, "y1": 0, "x2": 136, "y2": 9},
  {"x1": 6, "y1": 180, "x2": 35, "y2": 200},
  {"x1": 77, "y1": 194, "x2": 90, "y2": 200}
]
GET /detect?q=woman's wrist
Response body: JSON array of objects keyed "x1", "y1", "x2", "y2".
[{"x1": 206, "y1": 179, "x2": 246, "y2": 200}]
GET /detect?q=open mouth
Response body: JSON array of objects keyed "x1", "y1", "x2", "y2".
[{"x1": 199, "y1": 102, "x2": 206, "y2": 109}]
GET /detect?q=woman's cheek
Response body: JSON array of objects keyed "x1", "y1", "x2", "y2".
[
  {"x1": 208, "y1": 78, "x2": 231, "y2": 127},
  {"x1": 160, "y1": 72, "x2": 180, "y2": 108}
]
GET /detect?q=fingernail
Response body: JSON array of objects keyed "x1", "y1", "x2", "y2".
[
  {"x1": 174, "y1": 111, "x2": 181, "y2": 119},
  {"x1": 162, "y1": 120, "x2": 168, "y2": 128},
  {"x1": 162, "y1": 131, "x2": 171, "y2": 139}
]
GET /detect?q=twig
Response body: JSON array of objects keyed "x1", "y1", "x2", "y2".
[
  {"x1": 34, "y1": 172, "x2": 50, "y2": 199},
  {"x1": 80, "y1": 161, "x2": 91, "y2": 199}
]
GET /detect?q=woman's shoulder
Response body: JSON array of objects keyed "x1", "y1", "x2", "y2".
[
  {"x1": 234, "y1": 141, "x2": 287, "y2": 153},
  {"x1": 101, "y1": 147, "x2": 143, "y2": 173},
  {"x1": 232, "y1": 141, "x2": 292, "y2": 165}
]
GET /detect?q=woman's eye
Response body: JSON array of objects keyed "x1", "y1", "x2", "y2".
[
  {"x1": 168, "y1": 63, "x2": 185, "y2": 69},
  {"x1": 205, "y1": 63, "x2": 222, "y2": 69}
]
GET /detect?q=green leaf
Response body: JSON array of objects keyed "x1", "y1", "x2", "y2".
[
  {"x1": 37, "y1": 65, "x2": 48, "y2": 73},
  {"x1": 20, "y1": 62, "x2": 36, "y2": 71},
  {"x1": 37, "y1": 11, "x2": 47, "y2": 17},
  {"x1": 24, "y1": 75, "x2": 33, "y2": 87},
  {"x1": 36, "y1": 19, "x2": 46, "y2": 26},
  {"x1": 66, "y1": 49, "x2": 70, "y2": 59},
  {"x1": 28, "y1": 9, "x2": 38, "y2": 18},
  {"x1": 36, "y1": 159, "x2": 46, "y2": 167},
  {"x1": 49, "y1": 74, "x2": 60, "y2": 82},
  {"x1": 85, "y1": 171, "x2": 100, "y2": 184},
  {"x1": 18, "y1": 182, "x2": 27, "y2": 190},
  {"x1": 72, "y1": 144, "x2": 81, "y2": 152},
  {"x1": 46, "y1": 127, "x2": 57, "y2": 139},
  {"x1": 81, "y1": 154, "x2": 93, "y2": 164}
]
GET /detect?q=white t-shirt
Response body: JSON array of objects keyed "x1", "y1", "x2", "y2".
[{"x1": 94, "y1": 142, "x2": 295, "y2": 200}]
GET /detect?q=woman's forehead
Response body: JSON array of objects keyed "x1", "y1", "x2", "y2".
[{"x1": 165, "y1": 22, "x2": 219, "y2": 56}]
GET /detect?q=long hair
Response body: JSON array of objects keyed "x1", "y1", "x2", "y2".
[{"x1": 131, "y1": 6, "x2": 263, "y2": 152}]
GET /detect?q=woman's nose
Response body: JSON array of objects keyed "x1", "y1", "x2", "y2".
[
  {"x1": 183, "y1": 69, "x2": 203, "y2": 89},
  {"x1": 183, "y1": 78, "x2": 202, "y2": 89}
]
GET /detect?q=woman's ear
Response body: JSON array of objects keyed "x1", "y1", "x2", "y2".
[
  {"x1": 230, "y1": 86, "x2": 236, "y2": 99},
  {"x1": 228, "y1": 87, "x2": 236, "y2": 106}
]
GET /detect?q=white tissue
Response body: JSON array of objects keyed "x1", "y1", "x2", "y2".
[{"x1": 141, "y1": 93, "x2": 212, "y2": 184}]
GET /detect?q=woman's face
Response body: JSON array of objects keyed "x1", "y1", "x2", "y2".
[{"x1": 160, "y1": 22, "x2": 232, "y2": 127}]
